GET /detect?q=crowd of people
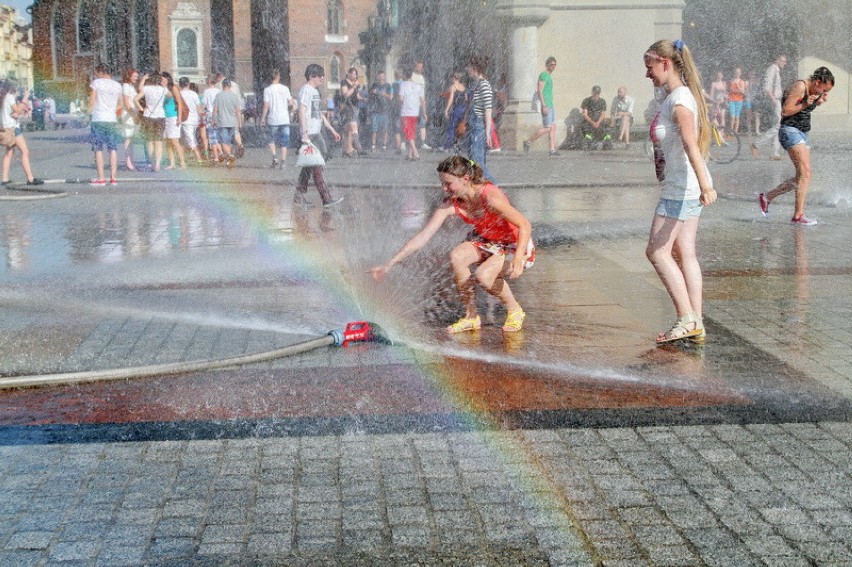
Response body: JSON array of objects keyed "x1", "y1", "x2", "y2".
[{"x1": 0, "y1": 45, "x2": 834, "y2": 340}]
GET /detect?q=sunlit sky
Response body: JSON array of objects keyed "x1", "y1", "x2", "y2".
[{"x1": 2, "y1": 1, "x2": 31, "y2": 22}]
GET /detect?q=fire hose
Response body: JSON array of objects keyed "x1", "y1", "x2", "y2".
[{"x1": 0, "y1": 321, "x2": 391, "y2": 390}]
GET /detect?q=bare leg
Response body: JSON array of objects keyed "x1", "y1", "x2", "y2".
[
  {"x1": 123, "y1": 137, "x2": 135, "y2": 169},
  {"x1": 646, "y1": 214, "x2": 698, "y2": 319},
  {"x1": 449, "y1": 243, "x2": 482, "y2": 318},
  {"x1": 15, "y1": 137, "x2": 35, "y2": 181},
  {"x1": 108, "y1": 149, "x2": 118, "y2": 180},
  {"x1": 473, "y1": 252, "x2": 522, "y2": 313},
  {"x1": 766, "y1": 144, "x2": 811, "y2": 218},
  {"x1": 94, "y1": 150, "x2": 105, "y2": 180},
  {"x1": 2, "y1": 147, "x2": 12, "y2": 181}
]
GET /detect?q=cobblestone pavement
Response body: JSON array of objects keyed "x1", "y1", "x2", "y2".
[{"x1": 0, "y1": 129, "x2": 851, "y2": 565}]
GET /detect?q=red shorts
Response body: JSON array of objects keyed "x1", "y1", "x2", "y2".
[{"x1": 401, "y1": 116, "x2": 417, "y2": 141}]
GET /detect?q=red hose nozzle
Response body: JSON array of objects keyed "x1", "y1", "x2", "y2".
[{"x1": 329, "y1": 321, "x2": 393, "y2": 347}]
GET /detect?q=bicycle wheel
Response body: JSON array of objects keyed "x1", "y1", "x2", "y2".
[{"x1": 708, "y1": 126, "x2": 740, "y2": 164}]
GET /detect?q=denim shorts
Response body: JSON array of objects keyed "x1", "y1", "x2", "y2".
[
  {"x1": 655, "y1": 198, "x2": 702, "y2": 221},
  {"x1": 266, "y1": 125, "x2": 290, "y2": 147},
  {"x1": 778, "y1": 125, "x2": 809, "y2": 151},
  {"x1": 90, "y1": 122, "x2": 121, "y2": 151},
  {"x1": 218, "y1": 127, "x2": 235, "y2": 146},
  {"x1": 371, "y1": 113, "x2": 389, "y2": 133},
  {"x1": 542, "y1": 106, "x2": 556, "y2": 128}
]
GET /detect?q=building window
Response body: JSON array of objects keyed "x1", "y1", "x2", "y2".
[
  {"x1": 77, "y1": 0, "x2": 96, "y2": 54},
  {"x1": 176, "y1": 28, "x2": 198, "y2": 69},
  {"x1": 131, "y1": 0, "x2": 155, "y2": 71},
  {"x1": 327, "y1": 0, "x2": 343, "y2": 36},
  {"x1": 104, "y1": 1, "x2": 122, "y2": 72},
  {"x1": 329, "y1": 54, "x2": 341, "y2": 85},
  {"x1": 51, "y1": 4, "x2": 68, "y2": 78}
]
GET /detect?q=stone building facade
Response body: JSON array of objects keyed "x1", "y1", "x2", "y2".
[
  {"x1": 30, "y1": 0, "x2": 377, "y2": 108},
  {"x1": 0, "y1": 5, "x2": 33, "y2": 91}
]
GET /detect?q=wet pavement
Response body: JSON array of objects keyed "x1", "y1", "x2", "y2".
[{"x1": 1, "y1": 128, "x2": 851, "y2": 565}]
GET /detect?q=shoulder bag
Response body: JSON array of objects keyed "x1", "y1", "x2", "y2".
[{"x1": 0, "y1": 100, "x2": 17, "y2": 148}]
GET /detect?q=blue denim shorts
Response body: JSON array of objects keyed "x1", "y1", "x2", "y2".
[
  {"x1": 655, "y1": 198, "x2": 702, "y2": 221},
  {"x1": 90, "y1": 122, "x2": 121, "y2": 151},
  {"x1": 371, "y1": 113, "x2": 389, "y2": 133},
  {"x1": 778, "y1": 125, "x2": 809, "y2": 151},
  {"x1": 266, "y1": 125, "x2": 290, "y2": 147},
  {"x1": 218, "y1": 127, "x2": 235, "y2": 146},
  {"x1": 542, "y1": 106, "x2": 556, "y2": 127}
]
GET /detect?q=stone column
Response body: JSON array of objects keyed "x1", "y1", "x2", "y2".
[
  {"x1": 232, "y1": 0, "x2": 253, "y2": 92},
  {"x1": 495, "y1": 1, "x2": 550, "y2": 150}
]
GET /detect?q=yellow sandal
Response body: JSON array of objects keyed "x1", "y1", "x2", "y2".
[
  {"x1": 501, "y1": 309, "x2": 526, "y2": 332},
  {"x1": 447, "y1": 315, "x2": 481, "y2": 334}
]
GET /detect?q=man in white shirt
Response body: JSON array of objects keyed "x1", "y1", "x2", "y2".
[
  {"x1": 751, "y1": 54, "x2": 787, "y2": 160},
  {"x1": 296, "y1": 64, "x2": 342, "y2": 208},
  {"x1": 611, "y1": 86, "x2": 635, "y2": 147},
  {"x1": 87, "y1": 64, "x2": 123, "y2": 186},
  {"x1": 179, "y1": 76, "x2": 203, "y2": 163},
  {"x1": 260, "y1": 70, "x2": 294, "y2": 169},
  {"x1": 398, "y1": 66, "x2": 425, "y2": 161},
  {"x1": 411, "y1": 59, "x2": 430, "y2": 149}
]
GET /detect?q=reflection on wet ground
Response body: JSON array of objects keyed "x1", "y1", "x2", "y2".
[
  {"x1": 1, "y1": 177, "x2": 851, "y2": 443},
  {"x1": 4, "y1": 124, "x2": 852, "y2": 433}
]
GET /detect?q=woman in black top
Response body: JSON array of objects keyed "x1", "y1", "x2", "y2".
[
  {"x1": 340, "y1": 67, "x2": 365, "y2": 157},
  {"x1": 757, "y1": 67, "x2": 834, "y2": 225}
]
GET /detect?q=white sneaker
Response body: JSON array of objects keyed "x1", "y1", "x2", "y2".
[{"x1": 323, "y1": 195, "x2": 344, "y2": 208}]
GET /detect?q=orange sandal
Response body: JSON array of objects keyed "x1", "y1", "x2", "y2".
[
  {"x1": 501, "y1": 309, "x2": 526, "y2": 332},
  {"x1": 447, "y1": 315, "x2": 481, "y2": 334}
]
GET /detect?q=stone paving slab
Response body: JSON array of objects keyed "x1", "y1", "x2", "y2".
[{"x1": 2, "y1": 424, "x2": 852, "y2": 565}]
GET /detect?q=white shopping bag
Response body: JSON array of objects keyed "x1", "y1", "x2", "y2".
[{"x1": 296, "y1": 141, "x2": 325, "y2": 167}]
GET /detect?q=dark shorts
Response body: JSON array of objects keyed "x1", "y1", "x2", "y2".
[
  {"x1": 90, "y1": 122, "x2": 121, "y2": 151},
  {"x1": 140, "y1": 117, "x2": 165, "y2": 141}
]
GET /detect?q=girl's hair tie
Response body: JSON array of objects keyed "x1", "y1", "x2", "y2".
[{"x1": 672, "y1": 39, "x2": 685, "y2": 53}]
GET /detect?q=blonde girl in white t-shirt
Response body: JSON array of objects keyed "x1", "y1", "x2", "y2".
[{"x1": 643, "y1": 39, "x2": 717, "y2": 344}]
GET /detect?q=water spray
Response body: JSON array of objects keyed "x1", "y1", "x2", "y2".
[{"x1": 0, "y1": 321, "x2": 392, "y2": 390}]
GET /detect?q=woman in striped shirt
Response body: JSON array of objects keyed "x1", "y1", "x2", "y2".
[{"x1": 465, "y1": 56, "x2": 496, "y2": 182}]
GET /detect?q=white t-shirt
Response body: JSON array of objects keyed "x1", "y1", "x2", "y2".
[
  {"x1": 263, "y1": 83, "x2": 292, "y2": 126},
  {"x1": 202, "y1": 87, "x2": 221, "y2": 116},
  {"x1": 399, "y1": 80, "x2": 423, "y2": 117},
  {"x1": 142, "y1": 85, "x2": 168, "y2": 119},
  {"x1": 298, "y1": 83, "x2": 323, "y2": 136},
  {"x1": 180, "y1": 89, "x2": 201, "y2": 125},
  {"x1": 90, "y1": 77, "x2": 123, "y2": 123},
  {"x1": 651, "y1": 86, "x2": 710, "y2": 200},
  {"x1": 2, "y1": 93, "x2": 18, "y2": 129}
]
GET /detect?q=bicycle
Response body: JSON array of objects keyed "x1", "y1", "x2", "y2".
[
  {"x1": 643, "y1": 122, "x2": 741, "y2": 164},
  {"x1": 708, "y1": 123, "x2": 740, "y2": 164}
]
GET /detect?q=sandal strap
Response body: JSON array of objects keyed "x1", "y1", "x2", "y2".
[
  {"x1": 659, "y1": 314, "x2": 702, "y2": 342},
  {"x1": 448, "y1": 316, "x2": 481, "y2": 333},
  {"x1": 502, "y1": 309, "x2": 526, "y2": 331}
]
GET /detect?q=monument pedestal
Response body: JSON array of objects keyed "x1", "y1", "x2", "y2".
[{"x1": 499, "y1": 101, "x2": 548, "y2": 151}]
